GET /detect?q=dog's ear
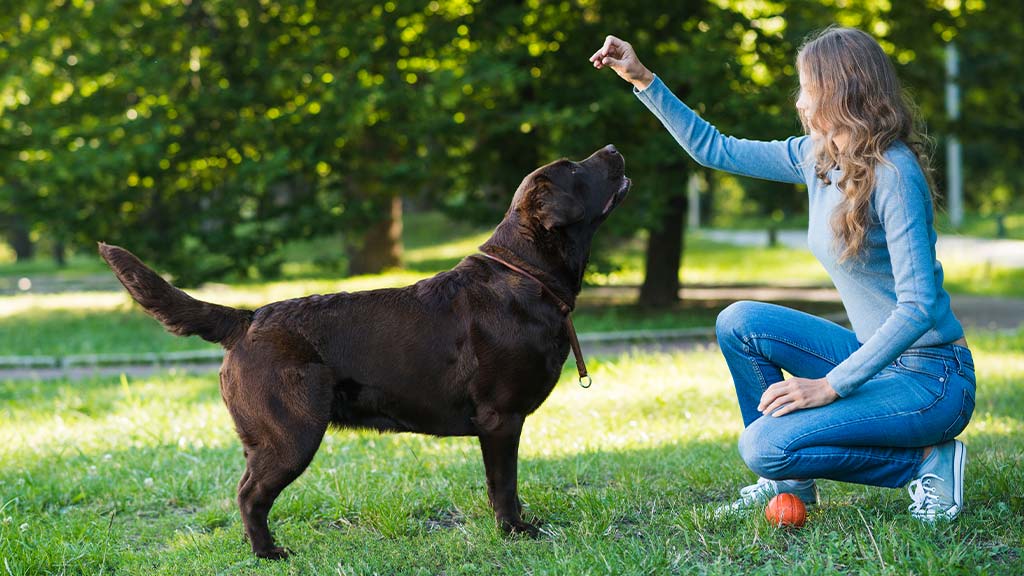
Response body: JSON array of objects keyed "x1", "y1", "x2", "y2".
[{"x1": 530, "y1": 175, "x2": 584, "y2": 230}]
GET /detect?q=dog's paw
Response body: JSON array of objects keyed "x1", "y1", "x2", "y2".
[
  {"x1": 500, "y1": 518, "x2": 540, "y2": 538},
  {"x1": 255, "y1": 546, "x2": 292, "y2": 560}
]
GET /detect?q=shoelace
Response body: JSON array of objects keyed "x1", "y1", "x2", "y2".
[
  {"x1": 907, "y1": 473, "x2": 942, "y2": 514},
  {"x1": 713, "y1": 479, "x2": 774, "y2": 516},
  {"x1": 737, "y1": 478, "x2": 775, "y2": 502}
]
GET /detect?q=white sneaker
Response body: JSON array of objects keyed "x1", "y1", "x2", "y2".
[
  {"x1": 908, "y1": 439, "x2": 966, "y2": 522},
  {"x1": 715, "y1": 477, "x2": 818, "y2": 517}
]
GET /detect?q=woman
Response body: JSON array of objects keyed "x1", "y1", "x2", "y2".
[{"x1": 591, "y1": 27, "x2": 975, "y2": 521}]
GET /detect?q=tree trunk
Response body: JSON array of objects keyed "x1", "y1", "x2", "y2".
[
  {"x1": 6, "y1": 218, "x2": 34, "y2": 262},
  {"x1": 347, "y1": 196, "x2": 403, "y2": 275},
  {"x1": 53, "y1": 240, "x2": 67, "y2": 267},
  {"x1": 639, "y1": 185, "x2": 688, "y2": 308},
  {"x1": 700, "y1": 168, "x2": 715, "y2": 225}
]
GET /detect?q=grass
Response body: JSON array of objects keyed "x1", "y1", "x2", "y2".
[
  {"x1": 941, "y1": 262, "x2": 1024, "y2": 300},
  {"x1": 704, "y1": 210, "x2": 1024, "y2": 241},
  {"x1": 0, "y1": 211, "x2": 1018, "y2": 357},
  {"x1": 0, "y1": 254, "x2": 108, "y2": 280},
  {"x1": 0, "y1": 294, "x2": 846, "y2": 358},
  {"x1": 936, "y1": 211, "x2": 1024, "y2": 241},
  {"x1": 0, "y1": 331, "x2": 1021, "y2": 574},
  {"x1": 0, "y1": 214, "x2": 849, "y2": 358}
]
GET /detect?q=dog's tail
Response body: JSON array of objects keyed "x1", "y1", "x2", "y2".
[{"x1": 98, "y1": 243, "x2": 253, "y2": 349}]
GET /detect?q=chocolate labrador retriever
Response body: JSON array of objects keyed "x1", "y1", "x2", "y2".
[{"x1": 99, "y1": 144, "x2": 629, "y2": 559}]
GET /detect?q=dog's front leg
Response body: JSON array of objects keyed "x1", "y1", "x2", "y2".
[{"x1": 477, "y1": 412, "x2": 539, "y2": 536}]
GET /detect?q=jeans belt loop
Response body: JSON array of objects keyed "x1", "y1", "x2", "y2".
[{"x1": 951, "y1": 344, "x2": 964, "y2": 376}]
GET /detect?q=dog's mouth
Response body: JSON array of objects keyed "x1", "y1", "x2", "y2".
[{"x1": 601, "y1": 176, "x2": 631, "y2": 215}]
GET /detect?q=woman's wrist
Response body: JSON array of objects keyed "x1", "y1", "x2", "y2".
[{"x1": 630, "y1": 68, "x2": 655, "y2": 91}]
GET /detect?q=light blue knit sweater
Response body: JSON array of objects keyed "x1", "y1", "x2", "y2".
[{"x1": 635, "y1": 75, "x2": 965, "y2": 396}]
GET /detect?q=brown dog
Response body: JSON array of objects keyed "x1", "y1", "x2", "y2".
[{"x1": 99, "y1": 145, "x2": 629, "y2": 559}]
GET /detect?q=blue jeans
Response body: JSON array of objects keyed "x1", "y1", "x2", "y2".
[{"x1": 716, "y1": 301, "x2": 976, "y2": 488}]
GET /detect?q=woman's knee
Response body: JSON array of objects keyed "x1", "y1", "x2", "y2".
[
  {"x1": 738, "y1": 424, "x2": 792, "y2": 480},
  {"x1": 715, "y1": 300, "x2": 768, "y2": 343}
]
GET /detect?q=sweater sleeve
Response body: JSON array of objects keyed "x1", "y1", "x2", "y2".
[
  {"x1": 825, "y1": 160, "x2": 942, "y2": 396},
  {"x1": 634, "y1": 75, "x2": 810, "y2": 185}
]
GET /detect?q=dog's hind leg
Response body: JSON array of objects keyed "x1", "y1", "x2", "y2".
[
  {"x1": 477, "y1": 411, "x2": 539, "y2": 537},
  {"x1": 231, "y1": 364, "x2": 333, "y2": 559}
]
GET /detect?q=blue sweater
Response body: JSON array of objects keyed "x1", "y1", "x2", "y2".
[{"x1": 635, "y1": 75, "x2": 965, "y2": 396}]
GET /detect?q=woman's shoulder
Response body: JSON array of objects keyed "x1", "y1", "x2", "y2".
[
  {"x1": 876, "y1": 141, "x2": 927, "y2": 184},
  {"x1": 873, "y1": 141, "x2": 931, "y2": 210},
  {"x1": 880, "y1": 140, "x2": 921, "y2": 168},
  {"x1": 880, "y1": 140, "x2": 920, "y2": 166}
]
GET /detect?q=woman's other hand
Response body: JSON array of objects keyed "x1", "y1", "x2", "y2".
[
  {"x1": 758, "y1": 377, "x2": 840, "y2": 417},
  {"x1": 590, "y1": 35, "x2": 654, "y2": 90}
]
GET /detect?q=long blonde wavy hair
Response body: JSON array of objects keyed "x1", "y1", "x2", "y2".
[{"x1": 797, "y1": 26, "x2": 935, "y2": 262}]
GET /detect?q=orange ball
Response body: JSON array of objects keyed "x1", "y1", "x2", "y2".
[{"x1": 765, "y1": 493, "x2": 807, "y2": 527}]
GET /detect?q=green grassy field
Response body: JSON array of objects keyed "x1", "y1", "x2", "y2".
[{"x1": 1, "y1": 331, "x2": 1021, "y2": 574}]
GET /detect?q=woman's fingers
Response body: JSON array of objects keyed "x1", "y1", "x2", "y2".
[
  {"x1": 590, "y1": 35, "x2": 625, "y2": 67},
  {"x1": 763, "y1": 397, "x2": 791, "y2": 416},
  {"x1": 600, "y1": 56, "x2": 624, "y2": 70},
  {"x1": 757, "y1": 382, "x2": 786, "y2": 412},
  {"x1": 770, "y1": 401, "x2": 798, "y2": 417},
  {"x1": 759, "y1": 381, "x2": 805, "y2": 417},
  {"x1": 600, "y1": 35, "x2": 621, "y2": 58},
  {"x1": 764, "y1": 394, "x2": 799, "y2": 417},
  {"x1": 759, "y1": 377, "x2": 840, "y2": 417}
]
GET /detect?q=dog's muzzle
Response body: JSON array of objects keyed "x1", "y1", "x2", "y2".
[{"x1": 602, "y1": 176, "x2": 631, "y2": 215}]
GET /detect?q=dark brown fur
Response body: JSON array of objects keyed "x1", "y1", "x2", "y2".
[{"x1": 99, "y1": 145, "x2": 629, "y2": 559}]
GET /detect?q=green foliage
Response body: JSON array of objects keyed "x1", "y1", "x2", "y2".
[
  {"x1": 886, "y1": 0, "x2": 1024, "y2": 215},
  {"x1": 0, "y1": 1, "x2": 1020, "y2": 283},
  {"x1": 0, "y1": 1, "x2": 472, "y2": 284}
]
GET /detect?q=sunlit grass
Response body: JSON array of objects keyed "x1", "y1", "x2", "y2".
[
  {"x1": 404, "y1": 229, "x2": 493, "y2": 272},
  {"x1": 942, "y1": 261, "x2": 1024, "y2": 299},
  {"x1": 0, "y1": 342, "x2": 1021, "y2": 574},
  {"x1": 936, "y1": 211, "x2": 1024, "y2": 241}
]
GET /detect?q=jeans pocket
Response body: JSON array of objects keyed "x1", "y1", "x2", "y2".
[
  {"x1": 897, "y1": 353, "x2": 950, "y2": 382},
  {"x1": 941, "y1": 386, "x2": 976, "y2": 442}
]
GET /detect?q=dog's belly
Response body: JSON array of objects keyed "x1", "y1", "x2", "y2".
[
  {"x1": 332, "y1": 408, "x2": 479, "y2": 436},
  {"x1": 329, "y1": 374, "x2": 480, "y2": 437}
]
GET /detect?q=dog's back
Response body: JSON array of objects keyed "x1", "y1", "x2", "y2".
[
  {"x1": 100, "y1": 243, "x2": 490, "y2": 437},
  {"x1": 230, "y1": 267, "x2": 484, "y2": 436}
]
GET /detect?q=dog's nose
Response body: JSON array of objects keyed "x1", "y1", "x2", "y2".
[{"x1": 604, "y1": 144, "x2": 619, "y2": 155}]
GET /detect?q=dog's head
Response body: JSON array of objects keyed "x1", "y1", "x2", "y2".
[
  {"x1": 511, "y1": 144, "x2": 630, "y2": 235},
  {"x1": 483, "y1": 145, "x2": 629, "y2": 294}
]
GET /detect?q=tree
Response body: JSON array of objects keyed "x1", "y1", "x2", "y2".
[
  {"x1": 0, "y1": 1, "x2": 475, "y2": 283},
  {"x1": 474, "y1": 1, "x2": 806, "y2": 307},
  {"x1": 3, "y1": 0, "x2": 1017, "y2": 288}
]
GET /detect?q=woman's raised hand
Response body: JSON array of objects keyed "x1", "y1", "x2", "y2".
[{"x1": 590, "y1": 35, "x2": 654, "y2": 90}]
